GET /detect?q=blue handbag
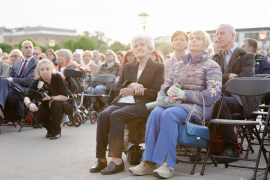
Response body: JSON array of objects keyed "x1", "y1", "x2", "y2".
[{"x1": 177, "y1": 92, "x2": 210, "y2": 148}]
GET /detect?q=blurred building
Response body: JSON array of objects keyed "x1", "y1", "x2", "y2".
[
  {"x1": 3, "y1": 26, "x2": 76, "y2": 46},
  {"x1": 154, "y1": 27, "x2": 270, "y2": 51}
]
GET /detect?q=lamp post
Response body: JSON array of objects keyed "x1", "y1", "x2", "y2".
[
  {"x1": 138, "y1": 12, "x2": 150, "y2": 32},
  {"x1": 49, "y1": 39, "x2": 55, "y2": 49},
  {"x1": 259, "y1": 31, "x2": 267, "y2": 50}
]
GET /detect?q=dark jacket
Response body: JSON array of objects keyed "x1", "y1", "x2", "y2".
[
  {"x1": 111, "y1": 58, "x2": 164, "y2": 118},
  {"x1": 255, "y1": 54, "x2": 270, "y2": 74},
  {"x1": 212, "y1": 47, "x2": 255, "y2": 85}
]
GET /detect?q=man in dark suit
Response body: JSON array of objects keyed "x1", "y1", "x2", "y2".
[
  {"x1": 212, "y1": 24, "x2": 255, "y2": 160},
  {"x1": 0, "y1": 41, "x2": 38, "y2": 119}
]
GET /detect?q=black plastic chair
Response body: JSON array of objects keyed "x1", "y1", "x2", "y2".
[{"x1": 201, "y1": 77, "x2": 270, "y2": 180}]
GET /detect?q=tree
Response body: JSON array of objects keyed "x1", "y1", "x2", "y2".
[
  {"x1": 63, "y1": 39, "x2": 75, "y2": 50},
  {"x1": 111, "y1": 47, "x2": 122, "y2": 53},
  {"x1": 110, "y1": 41, "x2": 125, "y2": 51},
  {"x1": 39, "y1": 46, "x2": 48, "y2": 53},
  {"x1": 155, "y1": 42, "x2": 173, "y2": 56},
  {"x1": 89, "y1": 31, "x2": 111, "y2": 52},
  {"x1": 13, "y1": 43, "x2": 20, "y2": 49},
  {"x1": 125, "y1": 44, "x2": 131, "y2": 51},
  {"x1": 53, "y1": 43, "x2": 62, "y2": 51},
  {"x1": 18, "y1": 38, "x2": 37, "y2": 49},
  {"x1": 71, "y1": 37, "x2": 97, "y2": 52},
  {"x1": 0, "y1": 43, "x2": 13, "y2": 53}
]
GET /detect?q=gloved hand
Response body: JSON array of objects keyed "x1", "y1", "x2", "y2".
[{"x1": 167, "y1": 85, "x2": 186, "y2": 100}]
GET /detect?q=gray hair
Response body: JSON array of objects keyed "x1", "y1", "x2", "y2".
[
  {"x1": 73, "y1": 52, "x2": 83, "y2": 64},
  {"x1": 0, "y1": 48, "x2": 2, "y2": 55},
  {"x1": 243, "y1": 38, "x2": 258, "y2": 53},
  {"x1": 58, "y1": 49, "x2": 72, "y2": 61},
  {"x1": 130, "y1": 33, "x2": 155, "y2": 51},
  {"x1": 10, "y1": 49, "x2": 23, "y2": 57},
  {"x1": 218, "y1": 24, "x2": 236, "y2": 34},
  {"x1": 92, "y1": 50, "x2": 100, "y2": 56}
]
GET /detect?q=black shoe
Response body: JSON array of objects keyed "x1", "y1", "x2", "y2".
[
  {"x1": 189, "y1": 148, "x2": 201, "y2": 161},
  {"x1": 90, "y1": 160, "x2": 107, "y2": 173},
  {"x1": 101, "y1": 161, "x2": 124, "y2": 175},
  {"x1": 216, "y1": 148, "x2": 238, "y2": 163},
  {"x1": 45, "y1": 132, "x2": 51, "y2": 138},
  {"x1": 50, "y1": 133, "x2": 61, "y2": 140}
]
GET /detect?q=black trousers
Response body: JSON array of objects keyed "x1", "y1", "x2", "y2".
[
  {"x1": 213, "y1": 96, "x2": 243, "y2": 151},
  {"x1": 96, "y1": 103, "x2": 142, "y2": 158},
  {"x1": 36, "y1": 101, "x2": 63, "y2": 135}
]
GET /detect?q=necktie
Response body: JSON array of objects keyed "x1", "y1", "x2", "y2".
[{"x1": 19, "y1": 60, "x2": 27, "y2": 78}]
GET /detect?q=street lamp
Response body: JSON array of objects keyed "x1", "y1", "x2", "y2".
[
  {"x1": 259, "y1": 31, "x2": 267, "y2": 50},
  {"x1": 49, "y1": 39, "x2": 55, "y2": 49},
  {"x1": 138, "y1": 12, "x2": 150, "y2": 32}
]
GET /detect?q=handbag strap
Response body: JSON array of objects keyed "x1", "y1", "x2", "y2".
[
  {"x1": 200, "y1": 92, "x2": 206, "y2": 126},
  {"x1": 185, "y1": 104, "x2": 197, "y2": 122}
]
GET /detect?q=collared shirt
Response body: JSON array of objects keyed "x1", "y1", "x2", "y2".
[
  {"x1": 18, "y1": 56, "x2": 33, "y2": 75},
  {"x1": 224, "y1": 45, "x2": 237, "y2": 66}
]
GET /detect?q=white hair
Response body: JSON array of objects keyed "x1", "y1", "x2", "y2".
[
  {"x1": 130, "y1": 33, "x2": 155, "y2": 51},
  {"x1": 73, "y1": 52, "x2": 83, "y2": 64},
  {"x1": 58, "y1": 49, "x2": 71, "y2": 61},
  {"x1": 189, "y1": 30, "x2": 211, "y2": 48},
  {"x1": 92, "y1": 50, "x2": 100, "y2": 56},
  {"x1": 218, "y1": 24, "x2": 236, "y2": 34},
  {"x1": 0, "y1": 48, "x2": 2, "y2": 55},
  {"x1": 21, "y1": 40, "x2": 33, "y2": 48},
  {"x1": 10, "y1": 49, "x2": 23, "y2": 57}
]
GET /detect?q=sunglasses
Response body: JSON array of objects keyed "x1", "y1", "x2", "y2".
[{"x1": 33, "y1": 53, "x2": 39, "y2": 55}]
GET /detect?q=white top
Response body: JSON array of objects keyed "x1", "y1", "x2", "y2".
[
  {"x1": 117, "y1": 69, "x2": 143, "y2": 104},
  {"x1": 225, "y1": 45, "x2": 237, "y2": 66},
  {"x1": 58, "y1": 67, "x2": 65, "y2": 77}
]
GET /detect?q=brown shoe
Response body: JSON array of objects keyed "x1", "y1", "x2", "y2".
[{"x1": 0, "y1": 109, "x2": 4, "y2": 119}]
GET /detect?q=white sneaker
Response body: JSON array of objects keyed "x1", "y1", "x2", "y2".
[
  {"x1": 129, "y1": 161, "x2": 156, "y2": 176},
  {"x1": 153, "y1": 162, "x2": 174, "y2": 179},
  {"x1": 61, "y1": 114, "x2": 70, "y2": 123}
]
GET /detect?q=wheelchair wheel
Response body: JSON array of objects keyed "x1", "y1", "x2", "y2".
[
  {"x1": 73, "y1": 113, "x2": 82, "y2": 127},
  {"x1": 90, "y1": 111, "x2": 98, "y2": 124},
  {"x1": 64, "y1": 116, "x2": 74, "y2": 127},
  {"x1": 81, "y1": 114, "x2": 88, "y2": 124}
]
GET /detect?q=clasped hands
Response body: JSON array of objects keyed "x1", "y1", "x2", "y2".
[
  {"x1": 119, "y1": 83, "x2": 147, "y2": 97},
  {"x1": 167, "y1": 85, "x2": 186, "y2": 100}
]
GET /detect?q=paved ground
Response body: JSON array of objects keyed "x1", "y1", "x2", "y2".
[{"x1": 1, "y1": 121, "x2": 270, "y2": 180}]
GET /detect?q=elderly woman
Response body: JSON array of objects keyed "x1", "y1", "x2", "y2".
[
  {"x1": 86, "y1": 50, "x2": 121, "y2": 107},
  {"x1": 82, "y1": 50, "x2": 98, "y2": 78},
  {"x1": 72, "y1": 52, "x2": 83, "y2": 64},
  {"x1": 55, "y1": 49, "x2": 88, "y2": 79},
  {"x1": 122, "y1": 50, "x2": 138, "y2": 66},
  {"x1": 24, "y1": 59, "x2": 69, "y2": 140},
  {"x1": 129, "y1": 30, "x2": 222, "y2": 178},
  {"x1": 89, "y1": 34, "x2": 164, "y2": 175},
  {"x1": 45, "y1": 49, "x2": 58, "y2": 66}
]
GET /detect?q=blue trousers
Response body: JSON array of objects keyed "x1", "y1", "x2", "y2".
[{"x1": 142, "y1": 107, "x2": 188, "y2": 168}]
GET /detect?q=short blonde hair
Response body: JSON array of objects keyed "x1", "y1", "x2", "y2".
[
  {"x1": 188, "y1": 30, "x2": 211, "y2": 48},
  {"x1": 35, "y1": 58, "x2": 56, "y2": 78},
  {"x1": 82, "y1": 50, "x2": 93, "y2": 60},
  {"x1": 104, "y1": 50, "x2": 120, "y2": 64}
]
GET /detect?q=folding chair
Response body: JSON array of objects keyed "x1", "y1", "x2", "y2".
[{"x1": 201, "y1": 77, "x2": 270, "y2": 180}]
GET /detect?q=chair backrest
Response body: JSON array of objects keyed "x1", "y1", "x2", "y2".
[
  {"x1": 64, "y1": 65, "x2": 83, "y2": 78},
  {"x1": 254, "y1": 74, "x2": 270, "y2": 78},
  {"x1": 93, "y1": 74, "x2": 116, "y2": 85},
  {"x1": 224, "y1": 77, "x2": 270, "y2": 96}
]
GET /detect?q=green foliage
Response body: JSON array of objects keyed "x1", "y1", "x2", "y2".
[
  {"x1": 89, "y1": 31, "x2": 111, "y2": 52},
  {"x1": 71, "y1": 37, "x2": 97, "y2": 52},
  {"x1": 53, "y1": 43, "x2": 62, "y2": 51},
  {"x1": 18, "y1": 38, "x2": 37, "y2": 49},
  {"x1": 13, "y1": 43, "x2": 20, "y2": 49},
  {"x1": 111, "y1": 47, "x2": 122, "y2": 53},
  {"x1": 63, "y1": 39, "x2": 75, "y2": 50},
  {"x1": 110, "y1": 41, "x2": 125, "y2": 51},
  {"x1": 155, "y1": 42, "x2": 173, "y2": 56},
  {"x1": 125, "y1": 44, "x2": 131, "y2": 51},
  {"x1": 0, "y1": 43, "x2": 13, "y2": 53},
  {"x1": 39, "y1": 46, "x2": 48, "y2": 53}
]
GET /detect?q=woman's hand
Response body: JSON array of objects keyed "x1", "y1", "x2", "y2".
[
  {"x1": 167, "y1": 86, "x2": 186, "y2": 100},
  {"x1": 29, "y1": 103, "x2": 38, "y2": 112},
  {"x1": 119, "y1": 88, "x2": 134, "y2": 97},
  {"x1": 42, "y1": 93, "x2": 51, "y2": 101},
  {"x1": 128, "y1": 83, "x2": 146, "y2": 96}
]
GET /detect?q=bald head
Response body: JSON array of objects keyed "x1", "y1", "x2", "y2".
[
  {"x1": 218, "y1": 24, "x2": 236, "y2": 34},
  {"x1": 21, "y1": 41, "x2": 34, "y2": 58}
]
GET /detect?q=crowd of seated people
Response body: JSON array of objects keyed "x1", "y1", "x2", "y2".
[{"x1": 2, "y1": 23, "x2": 270, "y2": 179}]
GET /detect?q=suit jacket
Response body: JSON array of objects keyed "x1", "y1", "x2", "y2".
[
  {"x1": 9, "y1": 57, "x2": 38, "y2": 92},
  {"x1": 212, "y1": 47, "x2": 255, "y2": 85},
  {"x1": 0, "y1": 61, "x2": 10, "y2": 76},
  {"x1": 112, "y1": 58, "x2": 164, "y2": 118}
]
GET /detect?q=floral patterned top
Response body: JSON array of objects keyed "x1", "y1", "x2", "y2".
[{"x1": 161, "y1": 52, "x2": 222, "y2": 124}]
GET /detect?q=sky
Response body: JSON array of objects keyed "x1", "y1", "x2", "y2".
[{"x1": 1, "y1": 0, "x2": 270, "y2": 44}]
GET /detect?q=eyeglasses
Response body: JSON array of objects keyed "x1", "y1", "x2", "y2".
[
  {"x1": 33, "y1": 53, "x2": 39, "y2": 55},
  {"x1": 10, "y1": 55, "x2": 19, "y2": 58},
  {"x1": 105, "y1": 54, "x2": 113, "y2": 56}
]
